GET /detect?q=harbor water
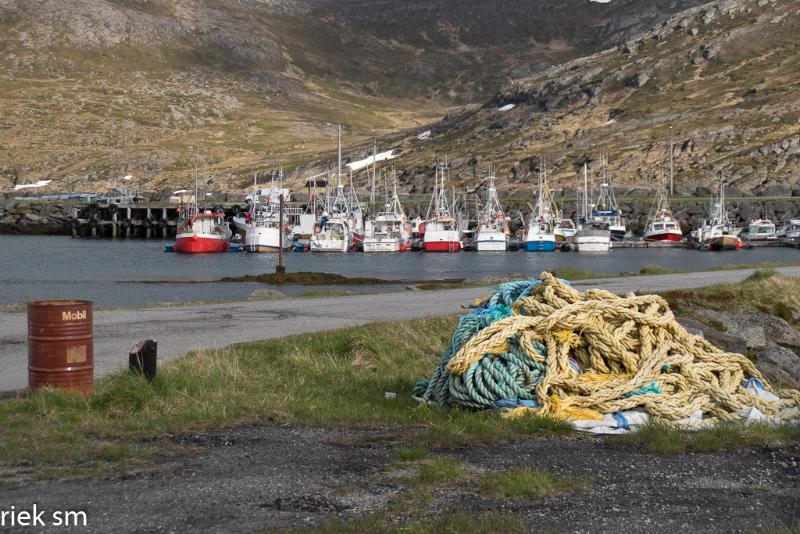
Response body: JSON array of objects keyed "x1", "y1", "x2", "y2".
[{"x1": 1, "y1": 235, "x2": 797, "y2": 307}]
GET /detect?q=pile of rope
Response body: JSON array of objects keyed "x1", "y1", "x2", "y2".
[{"x1": 413, "y1": 272, "x2": 800, "y2": 423}]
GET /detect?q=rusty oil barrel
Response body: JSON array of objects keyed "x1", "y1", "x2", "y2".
[{"x1": 28, "y1": 300, "x2": 94, "y2": 395}]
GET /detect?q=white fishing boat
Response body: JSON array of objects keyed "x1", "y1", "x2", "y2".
[
  {"x1": 423, "y1": 159, "x2": 462, "y2": 252},
  {"x1": 644, "y1": 186, "x2": 683, "y2": 242},
  {"x1": 233, "y1": 174, "x2": 292, "y2": 252},
  {"x1": 741, "y1": 218, "x2": 777, "y2": 242},
  {"x1": 526, "y1": 167, "x2": 557, "y2": 251},
  {"x1": 475, "y1": 171, "x2": 509, "y2": 251},
  {"x1": 690, "y1": 179, "x2": 742, "y2": 250},
  {"x1": 311, "y1": 125, "x2": 354, "y2": 253},
  {"x1": 591, "y1": 157, "x2": 627, "y2": 241},
  {"x1": 574, "y1": 163, "x2": 611, "y2": 252},
  {"x1": 363, "y1": 181, "x2": 412, "y2": 252},
  {"x1": 778, "y1": 219, "x2": 800, "y2": 239}
]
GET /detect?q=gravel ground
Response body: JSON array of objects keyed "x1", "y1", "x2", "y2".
[{"x1": 2, "y1": 424, "x2": 798, "y2": 533}]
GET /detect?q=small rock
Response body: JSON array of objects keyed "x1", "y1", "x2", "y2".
[
  {"x1": 247, "y1": 289, "x2": 288, "y2": 301},
  {"x1": 626, "y1": 71, "x2": 650, "y2": 88}
]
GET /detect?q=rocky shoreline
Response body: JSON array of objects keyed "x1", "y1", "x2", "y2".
[{"x1": 0, "y1": 200, "x2": 73, "y2": 235}]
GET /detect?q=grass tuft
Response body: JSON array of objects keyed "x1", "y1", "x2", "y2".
[
  {"x1": 745, "y1": 269, "x2": 778, "y2": 282},
  {"x1": 393, "y1": 446, "x2": 428, "y2": 462},
  {"x1": 479, "y1": 467, "x2": 589, "y2": 499},
  {"x1": 416, "y1": 458, "x2": 469, "y2": 484}
]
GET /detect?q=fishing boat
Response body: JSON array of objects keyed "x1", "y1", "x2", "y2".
[
  {"x1": 741, "y1": 218, "x2": 777, "y2": 242},
  {"x1": 777, "y1": 219, "x2": 800, "y2": 239},
  {"x1": 574, "y1": 163, "x2": 611, "y2": 252},
  {"x1": 233, "y1": 174, "x2": 292, "y2": 252},
  {"x1": 691, "y1": 179, "x2": 742, "y2": 251},
  {"x1": 590, "y1": 157, "x2": 627, "y2": 241},
  {"x1": 311, "y1": 178, "x2": 352, "y2": 252},
  {"x1": 174, "y1": 206, "x2": 231, "y2": 253},
  {"x1": 644, "y1": 186, "x2": 683, "y2": 242},
  {"x1": 475, "y1": 171, "x2": 509, "y2": 251},
  {"x1": 174, "y1": 168, "x2": 231, "y2": 253},
  {"x1": 363, "y1": 181, "x2": 412, "y2": 252},
  {"x1": 423, "y1": 159, "x2": 462, "y2": 252},
  {"x1": 525, "y1": 167, "x2": 557, "y2": 251},
  {"x1": 311, "y1": 125, "x2": 360, "y2": 253},
  {"x1": 554, "y1": 219, "x2": 576, "y2": 242}
]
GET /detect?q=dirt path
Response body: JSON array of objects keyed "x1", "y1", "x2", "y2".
[{"x1": 1, "y1": 424, "x2": 797, "y2": 533}]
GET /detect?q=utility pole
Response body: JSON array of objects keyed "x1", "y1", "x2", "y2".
[{"x1": 669, "y1": 125, "x2": 674, "y2": 196}]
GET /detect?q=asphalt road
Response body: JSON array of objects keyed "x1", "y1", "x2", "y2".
[{"x1": 2, "y1": 266, "x2": 798, "y2": 393}]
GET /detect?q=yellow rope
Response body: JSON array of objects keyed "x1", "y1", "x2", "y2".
[{"x1": 448, "y1": 272, "x2": 800, "y2": 422}]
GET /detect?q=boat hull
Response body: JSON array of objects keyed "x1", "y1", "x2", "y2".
[
  {"x1": 476, "y1": 230, "x2": 507, "y2": 251},
  {"x1": 423, "y1": 229, "x2": 462, "y2": 252},
  {"x1": 363, "y1": 240, "x2": 401, "y2": 253},
  {"x1": 705, "y1": 236, "x2": 741, "y2": 251},
  {"x1": 476, "y1": 240, "x2": 507, "y2": 251},
  {"x1": 311, "y1": 239, "x2": 349, "y2": 252},
  {"x1": 526, "y1": 240, "x2": 557, "y2": 251},
  {"x1": 174, "y1": 233, "x2": 229, "y2": 253},
  {"x1": 243, "y1": 226, "x2": 290, "y2": 252},
  {"x1": 644, "y1": 231, "x2": 683, "y2": 242},
  {"x1": 610, "y1": 227, "x2": 627, "y2": 242},
  {"x1": 423, "y1": 241, "x2": 462, "y2": 252},
  {"x1": 574, "y1": 230, "x2": 611, "y2": 252},
  {"x1": 574, "y1": 240, "x2": 610, "y2": 252}
]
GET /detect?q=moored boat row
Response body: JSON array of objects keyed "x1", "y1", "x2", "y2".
[{"x1": 169, "y1": 129, "x2": 791, "y2": 254}]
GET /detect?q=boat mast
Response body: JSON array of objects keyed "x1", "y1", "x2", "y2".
[
  {"x1": 337, "y1": 124, "x2": 342, "y2": 188},
  {"x1": 370, "y1": 130, "x2": 377, "y2": 210},
  {"x1": 669, "y1": 125, "x2": 674, "y2": 196},
  {"x1": 582, "y1": 163, "x2": 589, "y2": 222}
]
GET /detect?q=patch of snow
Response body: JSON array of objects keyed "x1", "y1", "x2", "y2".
[
  {"x1": 498, "y1": 103, "x2": 516, "y2": 112},
  {"x1": 13, "y1": 180, "x2": 52, "y2": 191},
  {"x1": 416, "y1": 130, "x2": 431, "y2": 140},
  {"x1": 346, "y1": 149, "x2": 398, "y2": 172}
]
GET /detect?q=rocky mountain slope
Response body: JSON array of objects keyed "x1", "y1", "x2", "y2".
[
  {"x1": 369, "y1": 0, "x2": 800, "y2": 197},
  {"x1": 0, "y1": 0, "x2": 706, "y2": 192}
]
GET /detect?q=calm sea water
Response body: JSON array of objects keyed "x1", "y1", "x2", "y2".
[{"x1": 1, "y1": 235, "x2": 797, "y2": 306}]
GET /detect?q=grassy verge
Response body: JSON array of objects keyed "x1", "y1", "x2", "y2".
[
  {"x1": 661, "y1": 270, "x2": 800, "y2": 321},
  {"x1": 611, "y1": 421, "x2": 800, "y2": 455},
  {"x1": 0, "y1": 315, "x2": 572, "y2": 474}
]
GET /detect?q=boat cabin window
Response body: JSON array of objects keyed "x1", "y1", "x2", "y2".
[{"x1": 653, "y1": 224, "x2": 664, "y2": 230}]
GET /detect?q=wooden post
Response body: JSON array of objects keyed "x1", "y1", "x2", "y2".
[
  {"x1": 129, "y1": 339, "x2": 157, "y2": 381},
  {"x1": 112, "y1": 211, "x2": 118, "y2": 238},
  {"x1": 276, "y1": 194, "x2": 286, "y2": 274}
]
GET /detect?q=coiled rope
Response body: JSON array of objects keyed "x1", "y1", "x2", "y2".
[{"x1": 414, "y1": 272, "x2": 800, "y2": 423}]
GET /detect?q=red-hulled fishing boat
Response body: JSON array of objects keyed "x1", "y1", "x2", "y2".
[{"x1": 174, "y1": 206, "x2": 231, "y2": 254}]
